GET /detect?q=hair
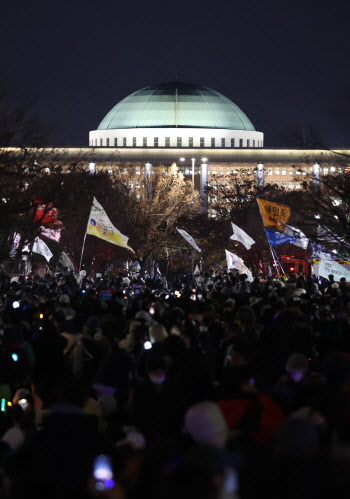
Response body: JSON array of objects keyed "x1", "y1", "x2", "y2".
[{"x1": 149, "y1": 324, "x2": 168, "y2": 343}]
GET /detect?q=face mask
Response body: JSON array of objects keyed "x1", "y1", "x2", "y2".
[{"x1": 149, "y1": 374, "x2": 166, "y2": 385}]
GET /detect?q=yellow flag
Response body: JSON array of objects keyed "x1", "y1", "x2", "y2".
[
  {"x1": 257, "y1": 198, "x2": 291, "y2": 232},
  {"x1": 86, "y1": 198, "x2": 134, "y2": 252}
]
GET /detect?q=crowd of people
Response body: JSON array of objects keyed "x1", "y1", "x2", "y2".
[{"x1": 0, "y1": 267, "x2": 350, "y2": 498}]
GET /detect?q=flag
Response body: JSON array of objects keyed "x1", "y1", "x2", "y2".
[
  {"x1": 225, "y1": 250, "x2": 244, "y2": 271},
  {"x1": 319, "y1": 256, "x2": 350, "y2": 281},
  {"x1": 265, "y1": 230, "x2": 297, "y2": 247},
  {"x1": 240, "y1": 264, "x2": 253, "y2": 282},
  {"x1": 285, "y1": 225, "x2": 309, "y2": 250},
  {"x1": 10, "y1": 232, "x2": 21, "y2": 258},
  {"x1": 59, "y1": 252, "x2": 77, "y2": 271},
  {"x1": 317, "y1": 225, "x2": 348, "y2": 246},
  {"x1": 257, "y1": 199, "x2": 291, "y2": 232},
  {"x1": 87, "y1": 198, "x2": 133, "y2": 252},
  {"x1": 230, "y1": 222, "x2": 255, "y2": 250},
  {"x1": 177, "y1": 228, "x2": 201, "y2": 252},
  {"x1": 40, "y1": 226, "x2": 62, "y2": 242},
  {"x1": 311, "y1": 242, "x2": 336, "y2": 260},
  {"x1": 32, "y1": 237, "x2": 53, "y2": 262}
]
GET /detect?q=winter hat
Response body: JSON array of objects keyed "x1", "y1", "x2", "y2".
[
  {"x1": 59, "y1": 294, "x2": 70, "y2": 304},
  {"x1": 2, "y1": 427, "x2": 25, "y2": 451},
  {"x1": 286, "y1": 353, "x2": 309, "y2": 373},
  {"x1": 185, "y1": 401, "x2": 229, "y2": 447}
]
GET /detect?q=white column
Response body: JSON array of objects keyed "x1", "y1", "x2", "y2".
[
  {"x1": 256, "y1": 162, "x2": 264, "y2": 189},
  {"x1": 200, "y1": 160, "x2": 208, "y2": 214},
  {"x1": 312, "y1": 162, "x2": 321, "y2": 191},
  {"x1": 145, "y1": 162, "x2": 152, "y2": 199}
]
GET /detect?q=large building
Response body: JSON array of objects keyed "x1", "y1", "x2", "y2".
[{"x1": 86, "y1": 81, "x2": 349, "y2": 212}]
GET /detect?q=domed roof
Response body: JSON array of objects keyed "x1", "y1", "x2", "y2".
[{"x1": 97, "y1": 82, "x2": 255, "y2": 131}]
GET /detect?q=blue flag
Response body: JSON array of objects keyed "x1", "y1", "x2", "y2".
[{"x1": 265, "y1": 230, "x2": 297, "y2": 247}]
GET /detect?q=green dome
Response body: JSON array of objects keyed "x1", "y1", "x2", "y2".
[{"x1": 98, "y1": 82, "x2": 255, "y2": 131}]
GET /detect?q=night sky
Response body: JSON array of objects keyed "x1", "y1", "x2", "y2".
[{"x1": 2, "y1": 0, "x2": 350, "y2": 148}]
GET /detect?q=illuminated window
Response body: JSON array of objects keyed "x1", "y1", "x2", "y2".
[
  {"x1": 133, "y1": 137, "x2": 136, "y2": 147},
  {"x1": 282, "y1": 181, "x2": 286, "y2": 188},
  {"x1": 114, "y1": 138, "x2": 118, "y2": 147},
  {"x1": 289, "y1": 167, "x2": 294, "y2": 175},
  {"x1": 247, "y1": 168, "x2": 252, "y2": 175},
  {"x1": 323, "y1": 167, "x2": 329, "y2": 175},
  {"x1": 219, "y1": 180, "x2": 224, "y2": 189},
  {"x1": 185, "y1": 167, "x2": 191, "y2": 175},
  {"x1": 268, "y1": 168, "x2": 273, "y2": 175},
  {"x1": 338, "y1": 167, "x2": 342, "y2": 174},
  {"x1": 220, "y1": 166, "x2": 224, "y2": 175},
  {"x1": 189, "y1": 137, "x2": 193, "y2": 147},
  {"x1": 221, "y1": 138, "x2": 225, "y2": 147},
  {"x1": 282, "y1": 169, "x2": 287, "y2": 175},
  {"x1": 143, "y1": 137, "x2": 147, "y2": 147},
  {"x1": 129, "y1": 180, "x2": 134, "y2": 188},
  {"x1": 200, "y1": 137, "x2": 204, "y2": 147},
  {"x1": 211, "y1": 165, "x2": 217, "y2": 175},
  {"x1": 296, "y1": 169, "x2": 301, "y2": 175},
  {"x1": 106, "y1": 138, "x2": 109, "y2": 147},
  {"x1": 275, "y1": 168, "x2": 280, "y2": 175},
  {"x1": 154, "y1": 137, "x2": 159, "y2": 147},
  {"x1": 302, "y1": 167, "x2": 307, "y2": 175},
  {"x1": 231, "y1": 138, "x2": 235, "y2": 148},
  {"x1": 165, "y1": 137, "x2": 170, "y2": 147},
  {"x1": 211, "y1": 138, "x2": 215, "y2": 147},
  {"x1": 122, "y1": 168, "x2": 127, "y2": 174},
  {"x1": 136, "y1": 167, "x2": 141, "y2": 175},
  {"x1": 275, "y1": 181, "x2": 279, "y2": 186},
  {"x1": 331, "y1": 166, "x2": 336, "y2": 174},
  {"x1": 123, "y1": 137, "x2": 127, "y2": 147},
  {"x1": 289, "y1": 182, "x2": 294, "y2": 190},
  {"x1": 295, "y1": 182, "x2": 301, "y2": 190},
  {"x1": 226, "y1": 167, "x2": 231, "y2": 174},
  {"x1": 136, "y1": 181, "x2": 140, "y2": 189}
]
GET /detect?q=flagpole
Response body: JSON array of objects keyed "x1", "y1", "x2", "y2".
[
  {"x1": 79, "y1": 216, "x2": 90, "y2": 274},
  {"x1": 271, "y1": 246, "x2": 286, "y2": 277},
  {"x1": 256, "y1": 199, "x2": 284, "y2": 277}
]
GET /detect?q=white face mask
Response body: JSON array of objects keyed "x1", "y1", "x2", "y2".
[{"x1": 149, "y1": 374, "x2": 166, "y2": 385}]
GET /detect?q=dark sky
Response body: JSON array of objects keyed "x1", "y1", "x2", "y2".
[{"x1": 2, "y1": 0, "x2": 350, "y2": 148}]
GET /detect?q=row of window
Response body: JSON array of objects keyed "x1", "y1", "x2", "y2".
[
  {"x1": 267, "y1": 166, "x2": 342, "y2": 175},
  {"x1": 91, "y1": 137, "x2": 262, "y2": 148},
  {"x1": 102, "y1": 165, "x2": 343, "y2": 176}
]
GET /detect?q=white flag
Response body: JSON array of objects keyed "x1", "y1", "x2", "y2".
[
  {"x1": 225, "y1": 249, "x2": 244, "y2": 271},
  {"x1": 230, "y1": 223, "x2": 255, "y2": 250},
  {"x1": 319, "y1": 255, "x2": 350, "y2": 281},
  {"x1": 240, "y1": 264, "x2": 253, "y2": 282},
  {"x1": 32, "y1": 237, "x2": 53, "y2": 262},
  {"x1": 177, "y1": 229, "x2": 201, "y2": 252},
  {"x1": 285, "y1": 225, "x2": 309, "y2": 250},
  {"x1": 317, "y1": 225, "x2": 345, "y2": 244}
]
